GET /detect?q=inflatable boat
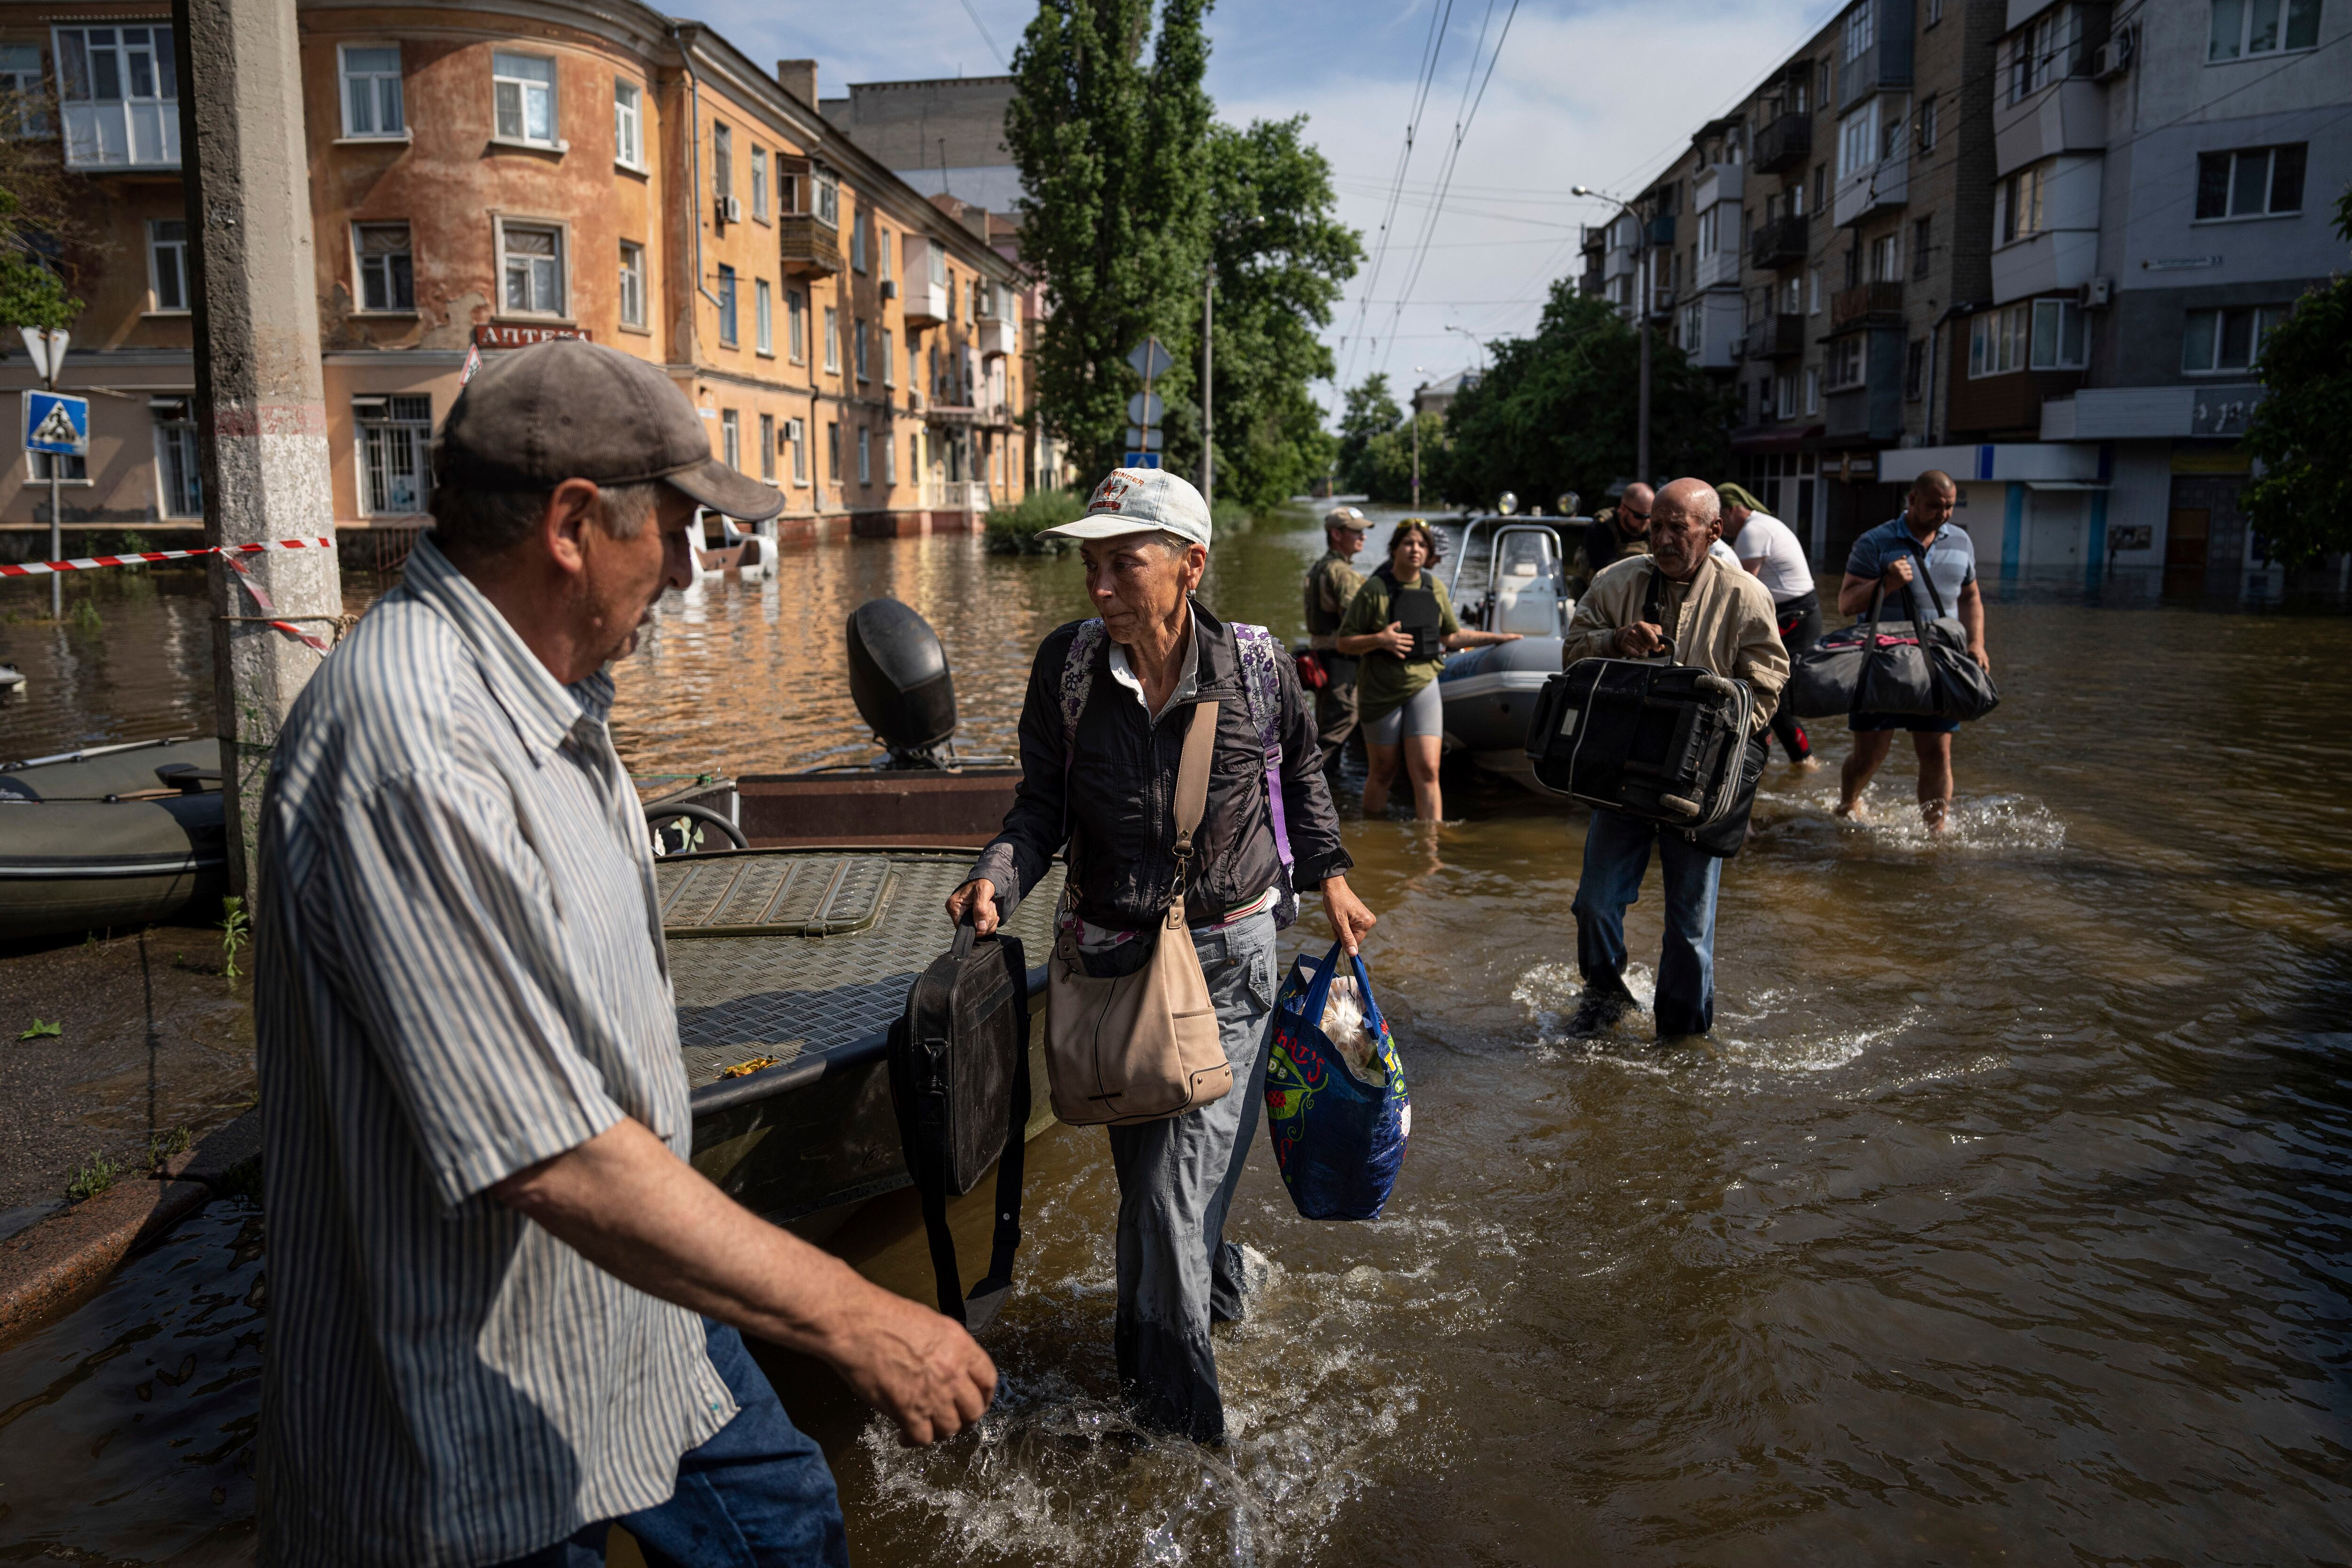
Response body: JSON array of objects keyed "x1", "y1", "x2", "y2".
[
  {"x1": 1436, "y1": 516, "x2": 1578, "y2": 789},
  {"x1": 0, "y1": 737, "x2": 228, "y2": 941}
]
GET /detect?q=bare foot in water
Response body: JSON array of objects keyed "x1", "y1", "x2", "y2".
[
  {"x1": 1922, "y1": 800, "x2": 1951, "y2": 835},
  {"x1": 1835, "y1": 797, "x2": 1869, "y2": 821}
]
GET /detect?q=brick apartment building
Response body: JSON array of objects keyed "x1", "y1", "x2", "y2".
[
  {"x1": 0, "y1": 0, "x2": 1037, "y2": 555},
  {"x1": 1586, "y1": 0, "x2": 2349, "y2": 592}
]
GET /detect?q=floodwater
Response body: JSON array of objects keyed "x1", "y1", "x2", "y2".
[{"x1": 3, "y1": 517, "x2": 2351, "y2": 1565}]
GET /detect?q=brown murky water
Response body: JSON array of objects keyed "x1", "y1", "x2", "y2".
[{"x1": 3, "y1": 521, "x2": 2350, "y2": 1564}]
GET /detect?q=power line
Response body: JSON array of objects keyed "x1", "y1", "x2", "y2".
[
  {"x1": 957, "y1": 0, "x2": 1008, "y2": 69},
  {"x1": 1335, "y1": 0, "x2": 1460, "y2": 389}
]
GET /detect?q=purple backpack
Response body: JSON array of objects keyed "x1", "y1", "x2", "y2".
[{"x1": 1058, "y1": 618, "x2": 1297, "y2": 927}]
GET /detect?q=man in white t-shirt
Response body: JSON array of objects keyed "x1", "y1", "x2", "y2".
[{"x1": 1719, "y1": 483, "x2": 1818, "y2": 768}]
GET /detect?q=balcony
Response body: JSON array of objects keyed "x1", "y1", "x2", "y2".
[
  {"x1": 926, "y1": 403, "x2": 1015, "y2": 430},
  {"x1": 977, "y1": 316, "x2": 1015, "y2": 358},
  {"x1": 1742, "y1": 314, "x2": 1805, "y2": 359},
  {"x1": 1837, "y1": 0, "x2": 1915, "y2": 110},
  {"x1": 1832, "y1": 281, "x2": 1904, "y2": 326},
  {"x1": 1833, "y1": 152, "x2": 1908, "y2": 227},
  {"x1": 1693, "y1": 163, "x2": 1744, "y2": 213},
  {"x1": 1645, "y1": 212, "x2": 1677, "y2": 247},
  {"x1": 1749, "y1": 213, "x2": 1808, "y2": 270},
  {"x1": 1694, "y1": 243, "x2": 1742, "y2": 291},
  {"x1": 779, "y1": 215, "x2": 842, "y2": 278},
  {"x1": 927, "y1": 479, "x2": 993, "y2": 512},
  {"x1": 1754, "y1": 111, "x2": 1812, "y2": 174},
  {"x1": 900, "y1": 279, "x2": 948, "y2": 328}
]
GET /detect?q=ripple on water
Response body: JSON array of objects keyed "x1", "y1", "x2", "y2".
[{"x1": 1756, "y1": 787, "x2": 2069, "y2": 856}]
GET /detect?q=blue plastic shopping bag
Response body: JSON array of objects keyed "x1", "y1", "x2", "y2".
[{"x1": 1264, "y1": 942, "x2": 1410, "y2": 1221}]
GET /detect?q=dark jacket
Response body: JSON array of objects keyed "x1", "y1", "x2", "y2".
[{"x1": 969, "y1": 601, "x2": 1351, "y2": 931}]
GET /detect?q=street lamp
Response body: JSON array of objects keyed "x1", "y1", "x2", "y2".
[
  {"x1": 1411, "y1": 364, "x2": 1427, "y2": 509},
  {"x1": 1573, "y1": 185, "x2": 1652, "y2": 490}
]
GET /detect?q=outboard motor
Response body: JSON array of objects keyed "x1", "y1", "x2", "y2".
[{"x1": 845, "y1": 598, "x2": 958, "y2": 768}]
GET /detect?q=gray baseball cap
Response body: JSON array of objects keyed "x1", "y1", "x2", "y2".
[{"x1": 433, "y1": 338, "x2": 784, "y2": 521}]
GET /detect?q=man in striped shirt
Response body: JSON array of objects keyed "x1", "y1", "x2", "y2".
[{"x1": 254, "y1": 340, "x2": 993, "y2": 1566}]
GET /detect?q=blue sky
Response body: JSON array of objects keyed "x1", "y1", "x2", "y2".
[{"x1": 688, "y1": 0, "x2": 1841, "y2": 413}]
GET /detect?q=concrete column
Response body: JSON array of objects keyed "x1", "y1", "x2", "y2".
[{"x1": 174, "y1": 0, "x2": 339, "y2": 894}]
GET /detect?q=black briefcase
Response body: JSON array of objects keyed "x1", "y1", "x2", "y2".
[
  {"x1": 886, "y1": 920, "x2": 1031, "y2": 1329},
  {"x1": 1526, "y1": 646, "x2": 1765, "y2": 856}
]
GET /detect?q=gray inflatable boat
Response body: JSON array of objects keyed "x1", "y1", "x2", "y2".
[{"x1": 0, "y1": 737, "x2": 228, "y2": 941}]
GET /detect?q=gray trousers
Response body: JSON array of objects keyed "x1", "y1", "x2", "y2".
[
  {"x1": 1313, "y1": 653, "x2": 1359, "y2": 774},
  {"x1": 1107, "y1": 909, "x2": 1278, "y2": 1444}
]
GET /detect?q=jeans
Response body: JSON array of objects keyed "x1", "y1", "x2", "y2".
[
  {"x1": 1106, "y1": 908, "x2": 1279, "y2": 1444},
  {"x1": 488, "y1": 1321, "x2": 848, "y2": 1568},
  {"x1": 1571, "y1": 807, "x2": 1724, "y2": 1038}
]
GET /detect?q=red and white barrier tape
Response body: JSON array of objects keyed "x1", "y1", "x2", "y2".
[{"x1": 0, "y1": 536, "x2": 335, "y2": 579}]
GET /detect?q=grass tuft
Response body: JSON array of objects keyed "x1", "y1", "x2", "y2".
[{"x1": 66, "y1": 1150, "x2": 119, "y2": 1203}]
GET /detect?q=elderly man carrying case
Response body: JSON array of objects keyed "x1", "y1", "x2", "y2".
[{"x1": 1551, "y1": 478, "x2": 1789, "y2": 1041}]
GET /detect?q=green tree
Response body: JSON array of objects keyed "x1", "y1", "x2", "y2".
[
  {"x1": 1439, "y1": 282, "x2": 1727, "y2": 509},
  {"x1": 0, "y1": 80, "x2": 87, "y2": 333},
  {"x1": 1356, "y1": 410, "x2": 1447, "y2": 505},
  {"x1": 1200, "y1": 117, "x2": 1361, "y2": 510},
  {"x1": 1006, "y1": 0, "x2": 1214, "y2": 486},
  {"x1": 2242, "y1": 187, "x2": 2352, "y2": 565},
  {"x1": 1335, "y1": 373, "x2": 1401, "y2": 493}
]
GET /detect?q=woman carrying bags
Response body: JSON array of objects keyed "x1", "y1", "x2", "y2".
[
  {"x1": 1335, "y1": 518, "x2": 1523, "y2": 821},
  {"x1": 947, "y1": 468, "x2": 1377, "y2": 1445}
]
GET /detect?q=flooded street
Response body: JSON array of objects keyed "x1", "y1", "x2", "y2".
[{"x1": 3, "y1": 516, "x2": 2350, "y2": 1564}]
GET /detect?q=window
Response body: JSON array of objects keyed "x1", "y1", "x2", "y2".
[
  {"x1": 755, "y1": 278, "x2": 773, "y2": 354},
  {"x1": 779, "y1": 170, "x2": 799, "y2": 215},
  {"x1": 852, "y1": 212, "x2": 867, "y2": 272},
  {"x1": 823, "y1": 306, "x2": 839, "y2": 372},
  {"x1": 2181, "y1": 304, "x2": 2288, "y2": 372},
  {"x1": 30, "y1": 448, "x2": 86, "y2": 482},
  {"x1": 155, "y1": 413, "x2": 200, "y2": 517},
  {"x1": 1698, "y1": 206, "x2": 1719, "y2": 257},
  {"x1": 2209, "y1": 0, "x2": 2323, "y2": 60},
  {"x1": 1969, "y1": 302, "x2": 2030, "y2": 376},
  {"x1": 2031, "y1": 297, "x2": 2087, "y2": 368},
  {"x1": 147, "y1": 219, "x2": 188, "y2": 312},
  {"x1": 858, "y1": 426, "x2": 871, "y2": 485},
  {"x1": 1783, "y1": 276, "x2": 1803, "y2": 313},
  {"x1": 752, "y1": 146, "x2": 769, "y2": 220},
  {"x1": 338, "y1": 45, "x2": 404, "y2": 138},
  {"x1": 1844, "y1": 2, "x2": 1875, "y2": 60},
  {"x1": 1775, "y1": 373, "x2": 1796, "y2": 419},
  {"x1": 717, "y1": 265, "x2": 737, "y2": 346},
  {"x1": 930, "y1": 244, "x2": 947, "y2": 287},
  {"x1": 879, "y1": 228, "x2": 893, "y2": 283},
  {"x1": 2196, "y1": 144, "x2": 2306, "y2": 220},
  {"x1": 357, "y1": 393, "x2": 432, "y2": 514},
  {"x1": 788, "y1": 291, "x2": 807, "y2": 362},
  {"x1": 1881, "y1": 101, "x2": 1907, "y2": 161},
  {"x1": 1917, "y1": 94, "x2": 1938, "y2": 152},
  {"x1": 0, "y1": 46, "x2": 48, "y2": 137},
  {"x1": 1905, "y1": 338, "x2": 1927, "y2": 400},
  {"x1": 619, "y1": 240, "x2": 646, "y2": 329},
  {"x1": 854, "y1": 320, "x2": 868, "y2": 381},
  {"x1": 1808, "y1": 264, "x2": 1824, "y2": 314},
  {"x1": 812, "y1": 167, "x2": 839, "y2": 227},
  {"x1": 1928, "y1": 0, "x2": 1944, "y2": 22},
  {"x1": 1804, "y1": 365, "x2": 1820, "y2": 414},
  {"x1": 1838, "y1": 103, "x2": 1876, "y2": 177},
  {"x1": 614, "y1": 80, "x2": 643, "y2": 169},
  {"x1": 909, "y1": 434, "x2": 921, "y2": 486},
  {"x1": 713, "y1": 122, "x2": 731, "y2": 203},
  {"x1": 789, "y1": 416, "x2": 807, "y2": 483},
  {"x1": 1870, "y1": 231, "x2": 1900, "y2": 281},
  {"x1": 1999, "y1": 163, "x2": 2049, "y2": 242},
  {"x1": 885, "y1": 428, "x2": 898, "y2": 483},
  {"x1": 827, "y1": 422, "x2": 840, "y2": 483},
  {"x1": 1826, "y1": 335, "x2": 1865, "y2": 390},
  {"x1": 2008, "y1": 7, "x2": 2087, "y2": 102},
  {"x1": 492, "y1": 52, "x2": 556, "y2": 146},
  {"x1": 1911, "y1": 215, "x2": 1932, "y2": 279},
  {"x1": 499, "y1": 222, "x2": 564, "y2": 315},
  {"x1": 353, "y1": 223, "x2": 413, "y2": 312},
  {"x1": 54, "y1": 25, "x2": 178, "y2": 168},
  {"x1": 760, "y1": 413, "x2": 776, "y2": 481},
  {"x1": 882, "y1": 328, "x2": 896, "y2": 387},
  {"x1": 722, "y1": 408, "x2": 740, "y2": 471}
]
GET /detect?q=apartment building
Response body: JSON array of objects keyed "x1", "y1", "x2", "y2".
[
  {"x1": 1587, "y1": 0, "x2": 2346, "y2": 588},
  {"x1": 0, "y1": 0, "x2": 1031, "y2": 550}
]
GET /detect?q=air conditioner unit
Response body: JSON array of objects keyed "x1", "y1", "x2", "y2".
[
  {"x1": 880, "y1": 279, "x2": 898, "y2": 301},
  {"x1": 2090, "y1": 36, "x2": 2130, "y2": 80},
  {"x1": 2080, "y1": 275, "x2": 2114, "y2": 309},
  {"x1": 719, "y1": 195, "x2": 742, "y2": 224},
  {"x1": 783, "y1": 418, "x2": 804, "y2": 444}
]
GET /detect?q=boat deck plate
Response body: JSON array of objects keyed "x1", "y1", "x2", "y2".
[{"x1": 660, "y1": 850, "x2": 1062, "y2": 1091}]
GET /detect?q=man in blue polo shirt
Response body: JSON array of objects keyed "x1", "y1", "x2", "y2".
[{"x1": 1834, "y1": 469, "x2": 1991, "y2": 833}]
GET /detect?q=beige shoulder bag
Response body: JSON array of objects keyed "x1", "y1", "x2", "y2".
[{"x1": 1044, "y1": 700, "x2": 1232, "y2": 1127}]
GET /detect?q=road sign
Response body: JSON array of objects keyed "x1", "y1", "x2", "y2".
[
  {"x1": 1126, "y1": 338, "x2": 1173, "y2": 382},
  {"x1": 1122, "y1": 426, "x2": 1164, "y2": 452},
  {"x1": 24, "y1": 390, "x2": 88, "y2": 457},
  {"x1": 1127, "y1": 391, "x2": 1164, "y2": 426},
  {"x1": 1121, "y1": 452, "x2": 1164, "y2": 470}
]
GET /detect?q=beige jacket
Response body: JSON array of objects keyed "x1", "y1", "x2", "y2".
[{"x1": 1562, "y1": 552, "x2": 1789, "y2": 726}]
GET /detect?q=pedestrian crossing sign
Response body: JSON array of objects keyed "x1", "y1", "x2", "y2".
[
  {"x1": 1121, "y1": 451, "x2": 1162, "y2": 470},
  {"x1": 24, "y1": 391, "x2": 88, "y2": 457}
]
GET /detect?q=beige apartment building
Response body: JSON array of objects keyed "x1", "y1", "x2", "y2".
[{"x1": 0, "y1": 0, "x2": 1033, "y2": 556}]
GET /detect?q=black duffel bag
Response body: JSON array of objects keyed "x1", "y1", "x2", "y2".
[
  {"x1": 887, "y1": 916, "x2": 1032, "y2": 1331},
  {"x1": 1788, "y1": 549, "x2": 1997, "y2": 722}
]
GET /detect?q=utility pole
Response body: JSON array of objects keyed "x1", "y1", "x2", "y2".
[
  {"x1": 1200, "y1": 263, "x2": 1214, "y2": 506},
  {"x1": 174, "y1": 0, "x2": 341, "y2": 894},
  {"x1": 20, "y1": 328, "x2": 67, "y2": 619},
  {"x1": 1410, "y1": 366, "x2": 1425, "y2": 509}
]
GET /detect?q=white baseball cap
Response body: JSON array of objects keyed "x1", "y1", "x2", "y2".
[{"x1": 1041, "y1": 468, "x2": 1212, "y2": 548}]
